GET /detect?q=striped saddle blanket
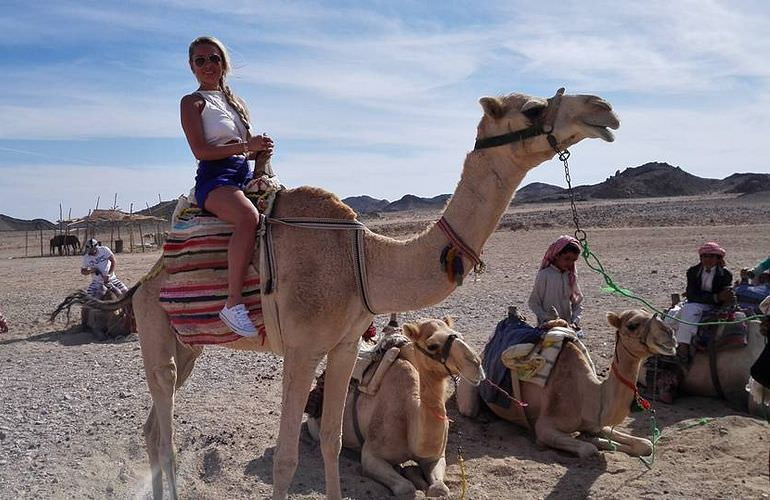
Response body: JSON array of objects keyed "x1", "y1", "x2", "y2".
[
  {"x1": 500, "y1": 327, "x2": 595, "y2": 387},
  {"x1": 159, "y1": 213, "x2": 266, "y2": 346}
]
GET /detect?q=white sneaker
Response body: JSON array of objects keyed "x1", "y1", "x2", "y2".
[{"x1": 219, "y1": 304, "x2": 258, "y2": 337}]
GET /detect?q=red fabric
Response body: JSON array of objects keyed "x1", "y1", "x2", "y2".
[
  {"x1": 362, "y1": 323, "x2": 377, "y2": 340},
  {"x1": 698, "y1": 241, "x2": 726, "y2": 257}
]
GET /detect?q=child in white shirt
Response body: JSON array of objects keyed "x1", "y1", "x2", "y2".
[{"x1": 528, "y1": 235, "x2": 584, "y2": 336}]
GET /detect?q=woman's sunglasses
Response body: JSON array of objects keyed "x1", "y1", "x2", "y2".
[{"x1": 193, "y1": 54, "x2": 222, "y2": 68}]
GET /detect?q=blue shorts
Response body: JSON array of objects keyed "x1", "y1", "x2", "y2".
[{"x1": 194, "y1": 156, "x2": 252, "y2": 209}]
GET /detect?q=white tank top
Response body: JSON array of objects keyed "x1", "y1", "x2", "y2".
[{"x1": 196, "y1": 91, "x2": 248, "y2": 146}]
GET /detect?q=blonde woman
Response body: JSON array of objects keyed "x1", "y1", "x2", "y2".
[{"x1": 180, "y1": 36, "x2": 274, "y2": 336}]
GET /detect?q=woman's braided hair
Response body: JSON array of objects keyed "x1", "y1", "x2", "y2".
[{"x1": 188, "y1": 36, "x2": 251, "y2": 134}]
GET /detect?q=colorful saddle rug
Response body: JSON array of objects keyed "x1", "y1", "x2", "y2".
[
  {"x1": 500, "y1": 327, "x2": 592, "y2": 388},
  {"x1": 159, "y1": 212, "x2": 266, "y2": 346},
  {"x1": 693, "y1": 309, "x2": 749, "y2": 352}
]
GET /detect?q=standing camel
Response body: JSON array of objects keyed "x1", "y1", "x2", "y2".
[
  {"x1": 306, "y1": 317, "x2": 484, "y2": 497},
  {"x1": 88, "y1": 89, "x2": 620, "y2": 498},
  {"x1": 459, "y1": 310, "x2": 676, "y2": 457}
]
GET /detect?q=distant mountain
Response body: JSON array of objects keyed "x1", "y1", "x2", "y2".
[
  {"x1": 720, "y1": 173, "x2": 770, "y2": 194},
  {"x1": 0, "y1": 214, "x2": 55, "y2": 231},
  {"x1": 513, "y1": 182, "x2": 569, "y2": 203},
  {"x1": 383, "y1": 194, "x2": 451, "y2": 212},
  {"x1": 3, "y1": 164, "x2": 768, "y2": 224},
  {"x1": 341, "y1": 195, "x2": 390, "y2": 214},
  {"x1": 513, "y1": 162, "x2": 770, "y2": 203}
]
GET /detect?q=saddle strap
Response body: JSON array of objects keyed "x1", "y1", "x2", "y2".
[
  {"x1": 511, "y1": 370, "x2": 536, "y2": 434},
  {"x1": 708, "y1": 324, "x2": 726, "y2": 400},
  {"x1": 352, "y1": 384, "x2": 366, "y2": 447}
]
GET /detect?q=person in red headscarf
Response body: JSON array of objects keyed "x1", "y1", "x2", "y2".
[
  {"x1": 528, "y1": 235, "x2": 585, "y2": 336},
  {"x1": 673, "y1": 241, "x2": 734, "y2": 362}
]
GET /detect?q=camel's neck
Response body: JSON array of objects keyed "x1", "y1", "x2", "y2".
[
  {"x1": 599, "y1": 338, "x2": 645, "y2": 427},
  {"x1": 410, "y1": 368, "x2": 450, "y2": 458},
  {"x1": 367, "y1": 148, "x2": 529, "y2": 312}
]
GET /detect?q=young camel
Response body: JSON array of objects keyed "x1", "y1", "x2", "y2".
[
  {"x1": 459, "y1": 309, "x2": 676, "y2": 457},
  {"x1": 306, "y1": 317, "x2": 484, "y2": 497},
  {"x1": 86, "y1": 89, "x2": 619, "y2": 499}
]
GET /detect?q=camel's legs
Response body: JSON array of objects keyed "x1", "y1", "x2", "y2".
[
  {"x1": 136, "y1": 281, "x2": 189, "y2": 500},
  {"x1": 318, "y1": 339, "x2": 360, "y2": 499},
  {"x1": 360, "y1": 443, "x2": 416, "y2": 496},
  {"x1": 584, "y1": 426, "x2": 652, "y2": 456},
  {"x1": 419, "y1": 457, "x2": 450, "y2": 497},
  {"x1": 272, "y1": 346, "x2": 324, "y2": 500},
  {"x1": 535, "y1": 418, "x2": 598, "y2": 458},
  {"x1": 143, "y1": 406, "x2": 163, "y2": 499},
  {"x1": 143, "y1": 341, "x2": 202, "y2": 499}
]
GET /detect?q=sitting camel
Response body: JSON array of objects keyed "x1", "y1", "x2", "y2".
[
  {"x1": 76, "y1": 88, "x2": 619, "y2": 499},
  {"x1": 51, "y1": 290, "x2": 132, "y2": 340},
  {"x1": 679, "y1": 318, "x2": 767, "y2": 411},
  {"x1": 306, "y1": 317, "x2": 484, "y2": 497},
  {"x1": 458, "y1": 309, "x2": 676, "y2": 457}
]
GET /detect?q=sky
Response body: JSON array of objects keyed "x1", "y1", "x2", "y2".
[{"x1": 1, "y1": 0, "x2": 769, "y2": 221}]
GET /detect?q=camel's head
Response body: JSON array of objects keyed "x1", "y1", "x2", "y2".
[
  {"x1": 476, "y1": 89, "x2": 620, "y2": 168},
  {"x1": 403, "y1": 317, "x2": 485, "y2": 385},
  {"x1": 607, "y1": 309, "x2": 676, "y2": 358}
]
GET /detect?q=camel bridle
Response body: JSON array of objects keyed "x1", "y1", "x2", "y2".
[
  {"x1": 473, "y1": 87, "x2": 566, "y2": 153},
  {"x1": 414, "y1": 333, "x2": 458, "y2": 378}
]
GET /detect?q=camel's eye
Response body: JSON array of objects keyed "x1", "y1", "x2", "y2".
[
  {"x1": 427, "y1": 343, "x2": 440, "y2": 352},
  {"x1": 627, "y1": 322, "x2": 639, "y2": 331}
]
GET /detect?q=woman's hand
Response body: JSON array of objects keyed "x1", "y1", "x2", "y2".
[{"x1": 247, "y1": 134, "x2": 274, "y2": 153}]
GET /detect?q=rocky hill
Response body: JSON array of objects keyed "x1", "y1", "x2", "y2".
[
  {"x1": 341, "y1": 195, "x2": 390, "y2": 214},
  {"x1": 0, "y1": 214, "x2": 55, "y2": 231},
  {"x1": 342, "y1": 163, "x2": 770, "y2": 213},
  {"x1": 3, "y1": 164, "x2": 769, "y2": 223}
]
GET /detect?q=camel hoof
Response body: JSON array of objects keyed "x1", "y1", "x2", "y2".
[
  {"x1": 304, "y1": 418, "x2": 320, "y2": 442},
  {"x1": 390, "y1": 482, "x2": 416, "y2": 496},
  {"x1": 427, "y1": 481, "x2": 450, "y2": 497},
  {"x1": 576, "y1": 444, "x2": 599, "y2": 458},
  {"x1": 633, "y1": 439, "x2": 653, "y2": 457}
]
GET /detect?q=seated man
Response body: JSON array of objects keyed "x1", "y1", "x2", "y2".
[
  {"x1": 741, "y1": 255, "x2": 770, "y2": 285},
  {"x1": 0, "y1": 311, "x2": 7, "y2": 333},
  {"x1": 81, "y1": 238, "x2": 128, "y2": 299},
  {"x1": 674, "y1": 241, "x2": 735, "y2": 364}
]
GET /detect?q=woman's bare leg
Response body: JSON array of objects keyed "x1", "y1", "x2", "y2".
[{"x1": 204, "y1": 186, "x2": 260, "y2": 307}]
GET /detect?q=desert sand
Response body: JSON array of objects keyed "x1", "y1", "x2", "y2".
[{"x1": 1, "y1": 193, "x2": 769, "y2": 499}]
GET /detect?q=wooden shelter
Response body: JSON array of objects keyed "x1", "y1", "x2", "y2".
[{"x1": 67, "y1": 209, "x2": 168, "y2": 253}]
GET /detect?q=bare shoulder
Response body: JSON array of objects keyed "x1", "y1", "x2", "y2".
[{"x1": 180, "y1": 93, "x2": 205, "y2": 108}]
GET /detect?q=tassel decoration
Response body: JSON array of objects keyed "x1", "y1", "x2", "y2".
[
  {"x1": 439, "y1": 245, "x2": 450, "y2": 271},
  {"x1": 453, "y1": 254, "x2": 464, "y2": 285}
]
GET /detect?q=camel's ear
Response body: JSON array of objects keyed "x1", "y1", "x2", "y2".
[
  {"x1": 442, "y1": 315, "x2": 455, "y2": 328},
  {"x1": 479, "y1": 97, "x2": 505, "y2": 119},
  {"x1": 402, "y1": 323, "x2": 421, "y2": 341},
  {"x1": 606, "y1": 312, "x2": 621, "y2": 329}
]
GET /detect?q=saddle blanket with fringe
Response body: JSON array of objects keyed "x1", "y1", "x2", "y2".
[
  {"x1": 500, "y1": 327, "x2": 594, "y2": 388},
  {"x1": 159, "y1": 214, "x2": 266, "y2": 346}
]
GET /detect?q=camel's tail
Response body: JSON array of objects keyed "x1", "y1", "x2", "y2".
[
  {"x1": 49, "y1": 257, "x2": 163, "y2": 323},
  {"x1": 49, "y1": 284, "x2": 140, "y2": 324}
]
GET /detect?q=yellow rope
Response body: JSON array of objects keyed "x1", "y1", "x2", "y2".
[{"x1": 458, "y1": 453, "x2": 467, "y2": 500}]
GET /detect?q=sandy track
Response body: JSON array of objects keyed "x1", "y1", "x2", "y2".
[{"x1": 1, "y1": 197, "x2": 769, "y2": 499}]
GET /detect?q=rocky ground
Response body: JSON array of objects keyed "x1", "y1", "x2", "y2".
[{"x1": 1, "y1": 194, "x2": 769, "y2": 499}]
